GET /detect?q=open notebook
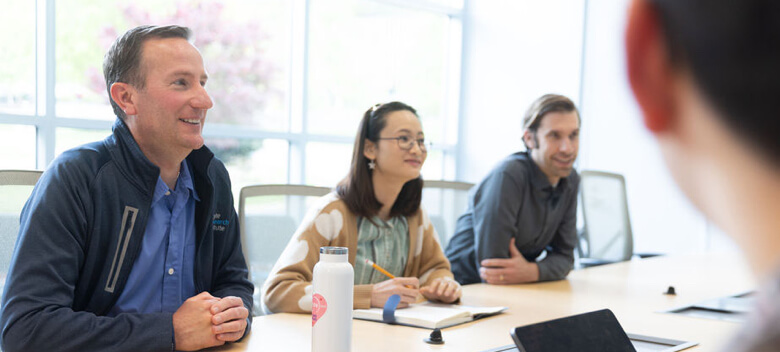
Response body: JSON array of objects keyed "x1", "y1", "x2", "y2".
[{"x1": 353, "y1": 302, "x2": 507, "y2": 329}]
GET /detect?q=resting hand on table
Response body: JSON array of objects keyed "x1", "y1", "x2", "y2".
[
  {"x1": 173, "y1": 292, "x2": 224, "y2": 351},
  {"x1": 479, "y1": 238, "x2": 540, "y2": 284},
  {"x1": 210, "y1": 295, "x2": 250, "y2": 342},
  {"x1": 371, "y1": 277, "x2": 420, "y2": 308},
  {"x1": 420, "y1": 277, "x2": 462, "y2": 303}
]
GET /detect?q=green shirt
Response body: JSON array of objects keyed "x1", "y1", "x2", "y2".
[{"x1": 354, "y1": 215, "x2": 409, "y2": 285}]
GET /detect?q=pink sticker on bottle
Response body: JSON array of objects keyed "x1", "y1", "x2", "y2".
[{"x1": 312, "y1": 293, "x2": 328, "y2": 326}]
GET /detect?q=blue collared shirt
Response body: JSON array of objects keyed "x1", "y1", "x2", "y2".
[{"x1": 108, "y1": 160, "x2": 199, "y2": 315}]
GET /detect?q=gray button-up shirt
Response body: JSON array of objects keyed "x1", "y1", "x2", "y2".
[{"x1": 445, "y1": 152, "x2": 579, "y2": 284}]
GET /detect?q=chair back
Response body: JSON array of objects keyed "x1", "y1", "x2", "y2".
[
  {"x1": 238, "y1": 184, "x2": 331, "y2": 316},
  {"x1": 0, "y1": 170, "x2": 43, "y2": 291},
  {"x1": 578, "y1": 170, "x2": 633, "y2": 263},
  {"x1": 421, "y1": 180, "x2": 474, "y2": 248}
]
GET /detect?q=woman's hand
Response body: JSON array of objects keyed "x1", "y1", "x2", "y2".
[
  {"x1": 420, "y1": 277, "x2": 462, "y2": 303},
  {"x1": 370, "y1": 277, "x2": 420, "y2": 308}
]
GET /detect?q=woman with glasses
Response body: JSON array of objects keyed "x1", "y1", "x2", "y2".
[{"x1": 263, "y1": 101, "x2": 461, "y2": 314}]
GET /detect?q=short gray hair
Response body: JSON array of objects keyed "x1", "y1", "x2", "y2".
[{"x1": 103, "y1": 25, "x2": 192, "y2": 120}]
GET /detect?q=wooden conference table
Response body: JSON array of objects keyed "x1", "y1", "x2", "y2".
[{"x1": 213, "y1": 253, "x2": 754, "y2": 352}]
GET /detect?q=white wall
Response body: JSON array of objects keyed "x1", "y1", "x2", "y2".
[
  {"x1": 578, "y1": 0, "x2": 736, "y2": 254},
  {"x1": 458, "y1": 0, "x2": 584, "y2": 182},
  {"x1": 459, "y1": 0, "x2": 737, "y2": 255}
]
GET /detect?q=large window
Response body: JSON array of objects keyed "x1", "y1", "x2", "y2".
[
  {"x1": 0, "y1": 2, "x2": 36, "y2": 116},
  {"x1": 0, "y1": 0, "x2": 463, "y2": 199}
]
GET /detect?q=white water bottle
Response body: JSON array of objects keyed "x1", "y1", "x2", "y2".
[{"x1": 312, "y1": 246, "x2": 354, "y2": 352}]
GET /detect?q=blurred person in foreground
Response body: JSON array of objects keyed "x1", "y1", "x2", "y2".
[{"x1": 626, "y1": 0, "x2": 780, "y2": 350}]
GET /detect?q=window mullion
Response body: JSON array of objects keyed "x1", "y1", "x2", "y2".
[{"x1": 35, "y1": 0, "x2": 56, "y2": 170}]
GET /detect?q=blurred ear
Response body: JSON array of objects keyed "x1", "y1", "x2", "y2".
[
  {"x1": 523, "y1": 131, "x2": 536, "y2": 149},
  {"x1": 110, "y1": 82, "x2": 138, "y2": 116},
  {"x1": 626, "y1": 0, "x2": 674, "y2": 133},
  {"x1": 363, "y1": 139, "x2": 377, "y2": 160}
]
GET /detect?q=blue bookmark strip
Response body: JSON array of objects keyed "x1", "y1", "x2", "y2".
[{"x1": 382, "y1": 294, "x2": 401, "y2": 324}]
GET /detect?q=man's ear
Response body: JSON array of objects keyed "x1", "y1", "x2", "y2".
[
  {"x1": 109, "y1": 82, "x2": 137, "y2": 116},
  {"x1": 626, "y1": 0, "x2": 675, "y2": 133},
  {"x1": 523, "y1": 131, "x2": 536, "y2": 149},
  {"x1": 363, "y1": 139, "x2": 377, "y2": 160}
]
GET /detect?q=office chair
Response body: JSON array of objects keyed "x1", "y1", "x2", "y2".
[
  {"x1": 421, "y1": 180, "x2": 474, "y2": 248},
  {"x1": 577, "y1": 170, "x2": 657, "y2": 268},
  {"x1": 0, "y1": 170, "x2": 43, "y2": 292},
  {"x1": 238, "y1": 184, "x2": 331, "y2": 316}
]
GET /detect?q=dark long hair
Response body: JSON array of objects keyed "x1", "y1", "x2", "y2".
[{"x1": 336, "y1": 102, "x2": 423, "y2": 219}]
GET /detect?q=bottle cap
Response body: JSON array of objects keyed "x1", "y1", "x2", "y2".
[{"x1": 320, "y1": 246, "x2": 348, "y2": 255}]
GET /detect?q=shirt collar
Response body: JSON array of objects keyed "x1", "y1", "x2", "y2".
[
  {"x1": 151, "y1": 159, "x2": 200, "y2": 204},
  {"x1": 178, "y1": 159, "x2": 199, "y2": 201},
  {"x1": 525, "y1": 151, "x2": 571, "y2": 192}
]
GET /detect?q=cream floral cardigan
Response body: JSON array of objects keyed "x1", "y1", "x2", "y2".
[{"x1": 262, "y1": 193, "x2": 454, "y2": 313}]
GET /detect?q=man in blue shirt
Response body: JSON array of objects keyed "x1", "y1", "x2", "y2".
[
  {"x1": 107, "y1": 157, "x2": 199, "y2": 316},
  {"x1": 1, "y1": 25, "x2": 252, "y2": 352}
]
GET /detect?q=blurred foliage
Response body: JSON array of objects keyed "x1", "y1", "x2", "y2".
[
  {"x1": 207, "y1": 138, "x2": 266, "y2": 165},
  {"x1": 83, "y1": 0, "x2": 281, "y2": 163},
  {"x1": 89, "y1": 0, "x2": 279, "y2": 123}
]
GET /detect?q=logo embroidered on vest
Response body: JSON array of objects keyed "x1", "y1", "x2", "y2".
[{"x1": 212, "y1": 212, "x2": 229, "y2": 232}]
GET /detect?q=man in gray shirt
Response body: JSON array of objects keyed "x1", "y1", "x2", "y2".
[{"x1": 446, "y1": 94, "x2": 580, "y2": 285}]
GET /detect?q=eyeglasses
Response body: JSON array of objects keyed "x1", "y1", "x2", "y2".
[{"x1": 377, "y1": 135, "x2": 430, "y2": 153}]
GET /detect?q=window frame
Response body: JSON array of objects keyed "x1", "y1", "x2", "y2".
[{"x1": 0, "y1": 0, "x2": 464, "y2": 186}]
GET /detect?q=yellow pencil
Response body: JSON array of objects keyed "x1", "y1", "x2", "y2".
[
  {"x1": 365, "y1": 258, "x2": 396, "y2": 279},
  {"x1": 365, "y1": 259, "x2": 418, "y2": 291}
]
